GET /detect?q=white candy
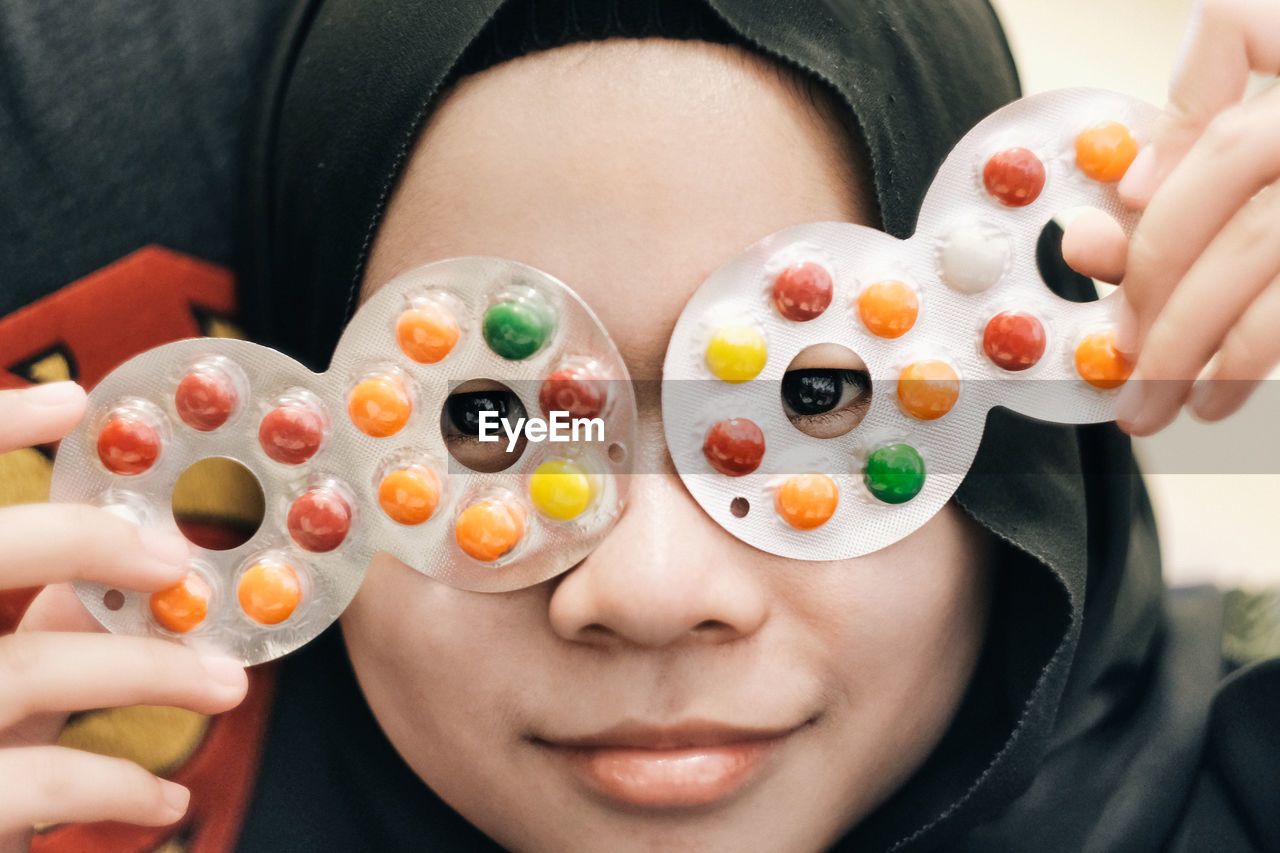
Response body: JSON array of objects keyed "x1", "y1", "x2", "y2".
[{"x1": 939, "y1": 222, "x2": 1011, "y2": 293}]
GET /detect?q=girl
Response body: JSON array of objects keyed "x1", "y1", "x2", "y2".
[{"x1": 2, "y1": 1, "x2": 1278, "y2": 850}]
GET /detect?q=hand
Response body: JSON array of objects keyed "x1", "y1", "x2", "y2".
[
  {"x1": 0, "y1": 383, "x2": 247, "y2": 852},
  {"x1": 1063, "y1": 0, "x2": 1280, "y2": 435}
]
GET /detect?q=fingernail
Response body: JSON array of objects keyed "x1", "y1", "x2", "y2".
[
  {"x1": 1118, "y1": 145, "x2": 1157, "y2": 203},
  {"x1": 138, "y1": 526, "x2": 190, "y2": 567},
  {"x1": 199, "y1": 655, "x2": 246, "y2": 689},
  {"x1": 21, "y1": 381, "x2": 85, "y2": 408},
  {"x1": 1115, "y1": 371, "x2": 1145, "y2": 428},
  {"x1": 102, "y1": 502, "x2": 144, "y2": 526},
  {"x1": 159, "y1": 780, "x2": 190, "y2": 819},
  {"x1": 1188, "y1": 379, "x2": 1215, "y2": 418}
]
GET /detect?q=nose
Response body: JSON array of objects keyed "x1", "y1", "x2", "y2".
[{"x1": 547, "y1": 423, "x2": 770, "y2": 648}]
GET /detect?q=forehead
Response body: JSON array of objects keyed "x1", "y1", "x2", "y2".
[{"x1": 361, "y1": 39, "x2": 876, "y2": 378}]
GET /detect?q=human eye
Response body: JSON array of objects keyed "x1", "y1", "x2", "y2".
[
  {"x1": 780, "y1": 363, "x2": 870, "y2": 440},
  {"x1": 440, "y1": 380, "x2": 527, "y2": 472}
]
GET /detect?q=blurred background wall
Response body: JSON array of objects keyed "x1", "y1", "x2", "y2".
[{"x1": 991, "y1": 0, "x2": 1279, "y2": 589}]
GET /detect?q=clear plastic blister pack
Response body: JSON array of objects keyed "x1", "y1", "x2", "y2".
[
  {"x1": 661, "y1": 89, "x2": 1155, "y2": 561},
  {"x1": 50, "y1": 88, "x2": 1152, "y2": 661},
  {"x1": 50, "y1": 258, "x2": 637, "y2": 664}
]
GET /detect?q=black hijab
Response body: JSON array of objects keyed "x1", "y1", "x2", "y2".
[{"x1": 236, "y1": 1, "x2": 1252, "y2": 850}]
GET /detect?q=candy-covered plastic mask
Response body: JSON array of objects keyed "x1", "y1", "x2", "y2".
[
  {"x1": 665, "y1": 89, "x2": 1152, "y2": 560},
  {"x1": 51, "y1": 88, "x2": 1151, "y2": 662},
  {"x1": 52, "y1": 258, "x2": 638, "y2": 663}
]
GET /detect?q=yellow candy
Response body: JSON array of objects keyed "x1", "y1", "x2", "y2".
[
  {"x1": 529, "y1": 460, "x2": 593, "y2": 521},
  {"x1": 705, "y1": 325, "x2": 767, "y2": 382}
]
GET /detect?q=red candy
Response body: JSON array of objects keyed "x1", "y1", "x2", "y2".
[
  {"x1": 982, "y1": 147, "x2": 1046, "y2": 208},
  {"x1": 983, "y1": 311, "x2": 1047, "y2": 371},
  {"x1": 539, "y1": 366, "x2": 608, "y2": 420},
  {"x1": 287, "y1": 488, "x2": 352, "y2": 552},
  {"x1": 174, "y1": 368, "x2": 237, "y2": 431},
  {"x1": 772, "y1": 262, "x2": 833, "y2": 322},
  {"x1": 259, "y1": 404, "x2": 324, "y2": 465},
  {"x1": 703, "y1": 418, "x2": 766, "y2": 476},
  {"x1": 97, "y1": 416, "x2": 161, "y2": 476}
]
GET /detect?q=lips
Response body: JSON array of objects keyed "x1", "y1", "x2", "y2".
[{"x1": 535, "y1": 720, "x2": 807, "y2": 809}]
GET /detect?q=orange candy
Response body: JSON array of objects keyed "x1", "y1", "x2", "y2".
[
  {"x1": 149, "y1": 573, "x2": 211, "y2": 634},
  {"x1": 379, "y1": 467, "x2": 441, "y2": 525},
  {"x1": 857, "y1": 280, "x2": 919, "y2": 338},
  {"x1": 455, "y1": 499, "x2": 525, "y2": 561},
  {"x1": 897, "y1": 360, "x2": 960, "y2": 420},
  {"x1": 774, "y1": 473, "x2": 839, "y2": 530},
  {"x1": 396, "y1": 303, "x2": 460, "y2": 364},
  {"x1": 237, "y1": 560, "x2": 302, "y2": 625},
  {"x1": 1075, "y1": 330, "x2": 1133, "y2": 389},
  {"x1": 1075, "y1": 121, "x2": 1138, "y2": 183},
  {"x1": 348, "y1": 376, "x2": 412, "y2": 437}
]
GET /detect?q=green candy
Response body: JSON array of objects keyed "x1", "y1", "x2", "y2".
[
  {"x1": 482, "y1": 300, "x2": 555, "y2": 361},
  {"x1": 864, "y1": 443, "x2": 925, "y2": 504}
]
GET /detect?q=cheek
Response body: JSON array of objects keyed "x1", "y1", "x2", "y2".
[
  {"x1": 805, "y1": 503, "x2": 987, "y2": 659},
  {"x1": 340, "y1": 554, "x2": 554, "y2": 781},
  {"x1": 784, "y1": 504, "x2": 991, "y2": 782}
]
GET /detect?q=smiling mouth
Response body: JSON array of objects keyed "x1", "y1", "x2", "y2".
[{"x1": 532, "y1": 719, "x2": 812, "y2": 809}]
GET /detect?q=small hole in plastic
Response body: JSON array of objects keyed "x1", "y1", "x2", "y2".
[
  {"x1": 608, "y1": 442, "x2": 627, "y2": 465},
  {"x1": 730, "y1": 497, "x2": 750, "y2": 518},
  {"x1": 103, "y1": 589, "x2": 125, "y2": 611}
]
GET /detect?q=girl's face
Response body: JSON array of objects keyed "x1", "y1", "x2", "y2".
[{"x1": 342, "y1": 39, "x2": 993, "y2": 853}]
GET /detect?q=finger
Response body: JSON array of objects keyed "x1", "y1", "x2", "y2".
[
  {"x1": 16, "y1": 583, "x2": 105, "y2": 635},
  {"x1": 1119, "y1": 0, "x2": 1280, "y2": 204},
  {"x1": 0, "y1": 632, "x2": 246, "y2": 731},
  {"x1": 0, "y1": 746, "x2": 189, "y2": 834},
  {"x1": 0, "y1": 383, "x2": 86, "y2": 453},
  {"x1": 0, "y1": 504, "x2": 189, "y2": 590},
  {"x1": 1061, "y1": 208, "x2": 1129, "y2": 283},
  {"x1": 1189, "y1": 273, "x2": 1280, "y2": 421},
  {"x1": 1118, "y1": 83, "x2": 1280, "y2": 354},
  {"x1": 1115, "y1": 181, "x2": 1280, "y2": 434}
]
